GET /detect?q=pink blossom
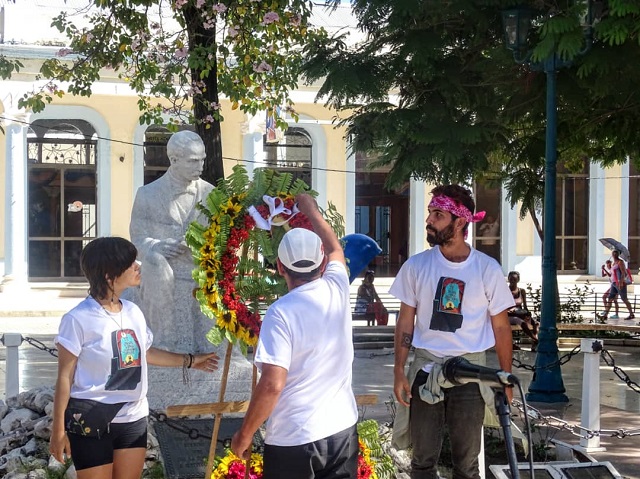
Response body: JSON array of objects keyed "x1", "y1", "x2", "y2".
[
  {"x1": 174, "y1": 47, "x2": 188, "y2": 59},
  {"x1": 212, "y1": 3, "x2": 227, "y2": 13},
  {"x1": 174, "y1": 0, "x2": 188, "y2": 9},
  {"x1": 204, "y1": 114, "x2": 214, "y2": 123},
  {"x1": 131, "y1": 39, "x2": 142, "y2": 51},
  {"x1": 253, "y1": 61, "x2": 272, "y2": 73},
  {"x1": 196, "y1": 0, "x2": 205, "y2": 7},
  {"x1": 211, "y1": 102, "x2": 221, "y2": 110},
  {"x1": 204, "y1": 18, "x2": 216, "y2": 29},
  {"x1": 228, "y1": 26, "x2": 239, "y2": 38},
  {"x1": 290, "y1": 14, "x2": 302, "y2": 26},
  {"x1": 56, "y1": 48, "x2": 73, "y2": 57},
  {"x1": 262, "y1": 11, "x2": 280, "y2": 24}
]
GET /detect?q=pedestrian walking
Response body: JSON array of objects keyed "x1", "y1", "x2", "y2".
[
  {"x1": 598, "y1": 250, "x2": 635, "y2": 321},
  {"x1": 601, "y1": 260, "x2": 620, "y2": 319}
]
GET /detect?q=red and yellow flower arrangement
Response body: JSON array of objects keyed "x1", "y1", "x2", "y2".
[
  {"x1": 186, "y1": 165, "x2": 342, "y2": 354},
  {"x1": 210, "y1": 440, "x2": 377, "y2": 479}
]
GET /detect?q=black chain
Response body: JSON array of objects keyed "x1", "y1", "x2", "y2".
[
  {"x1": 148, "y1": 410, "x2": 264, "y2": 452},
  {"x1": 22, "y1": 336, "x2": 59, "y2": 357},
  {"x1": 600, "y1": 349, "x2": 640, "y2": 394},
  {"x1": 148, "y1": 409, "x2": 213, "y2": 441},
  {"x1": 512, "y1": 345, "x2": 581, "y2": 372}
]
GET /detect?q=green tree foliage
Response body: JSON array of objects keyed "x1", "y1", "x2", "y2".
[
  {"x1": 14, "y1": 0, "x2": 325, "y2": 183},
  {"x1": 303, "y1": 0, "x2": 640, "y2": 238}
]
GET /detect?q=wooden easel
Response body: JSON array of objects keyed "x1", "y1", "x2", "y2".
[{"x1": 166, "y1": 343, "x2": 377, "y2": 479}]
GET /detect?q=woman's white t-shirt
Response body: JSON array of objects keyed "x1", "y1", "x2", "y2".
[
  {"x1": 254, "y1": 261, "x2": 358, "y2": 446},
  {"x1": 55, "y1": 297, "x2": 153, "y2": 423},
  {"x1": 389, "y1": 246, "x2": 514, "y2": 358}
]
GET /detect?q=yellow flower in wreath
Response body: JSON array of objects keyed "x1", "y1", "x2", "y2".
[{"x1": 217, "y1": 310, "x2": 238, "y2": 333}]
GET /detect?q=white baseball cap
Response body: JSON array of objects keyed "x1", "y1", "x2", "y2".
[{"x1": 278, "y1": 228, "x2": 325, "y2": 273}]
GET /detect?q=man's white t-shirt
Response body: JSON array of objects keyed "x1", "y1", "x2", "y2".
[
  {"x1": 55, "y1": 297, "x2": 154, "y2": 423},
  {"x1": 254, "y1": 261, "x2": 358, "y2": 446},
  {"x1": 389, "y1": 246, "x2": 514, "y2": 359}
]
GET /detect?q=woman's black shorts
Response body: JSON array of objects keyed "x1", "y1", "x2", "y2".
[{"x1": 67, "y1": 417, "x2": 148, "y2": 471}]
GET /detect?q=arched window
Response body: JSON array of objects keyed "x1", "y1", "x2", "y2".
[
  {"x1": 263, "y1": 127, "x2": 312, "y2": 186},
  {"x1": 143, "y1": 125, "x2": 195, "y2": 184},
  {"x1": 27, "y1": 119, "x2": 97, "y2": 280},
  {"x1": 473, "y1": 179, "x2": 502, "y2": 263},
  {"x1": 556, "y1": 161, "x2": 590, "y2": 272}
]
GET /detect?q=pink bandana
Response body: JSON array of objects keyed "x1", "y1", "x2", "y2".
[{"x1": 429, "y1": 195, "x2": 486, "y2": 223}]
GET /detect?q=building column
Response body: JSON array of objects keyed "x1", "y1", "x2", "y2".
[
  {"x1": 2, "y1": 114, "x2": 30, "y2": 290},
  {"x1": 242, "y1": 131, "x2": 264, "y2": 176},
  {"x1": 409, "y1": 179, "x2": 426, "y2": 256},
  {"x1": 345, "y1": 143, "x2": 356, "y2": 235}
]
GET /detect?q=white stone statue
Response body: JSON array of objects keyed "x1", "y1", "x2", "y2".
[{"x1": 126, "y1": 130, "x2": 251, "y2": 410}]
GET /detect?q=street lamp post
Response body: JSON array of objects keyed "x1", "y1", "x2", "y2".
[{"x1": 502, "y1": 4, "x2": 594, "y2": 402}]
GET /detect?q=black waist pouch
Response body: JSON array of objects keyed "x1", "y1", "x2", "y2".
[{"x1": 64, "y1": 398, "x2": 126, "y2": 438}]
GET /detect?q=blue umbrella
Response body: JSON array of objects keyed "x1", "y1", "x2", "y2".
[
  {"x1": 599, "y1": 237, "x2": 631, "y2": 262},
  {"x1": 341, "y1": 234, "x2": 382, "y2": 284}
]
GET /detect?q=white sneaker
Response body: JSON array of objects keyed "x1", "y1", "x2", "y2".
[{"x1": 610, "y1": 314, "x2": 620, "y2": 319}]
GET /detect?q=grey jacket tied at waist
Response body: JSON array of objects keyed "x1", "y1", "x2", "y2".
[{"x1": 392, "y1": 348, "x2": 497, "y2": 450}]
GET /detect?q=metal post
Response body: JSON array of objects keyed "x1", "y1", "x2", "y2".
[
  {"x1": 526, "y1": 55, "x2": 569, "y2": 402},
  {"x1": 578, "y1": 338, "x2": 606, "y2": 452},
  {"x1": 2, "y1": 333, "x2": 23, "y2": 400}
]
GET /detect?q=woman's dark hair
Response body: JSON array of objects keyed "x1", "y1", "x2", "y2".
[
  {"x1": 508, "y1": 271, "x2": 520, "y2": 281},
  {"x1": 430, "y1": 184, "x2": 476, "y2": 235},
  {"x1": 81, "y1": 237, "x2": 138, "y2": 299}
]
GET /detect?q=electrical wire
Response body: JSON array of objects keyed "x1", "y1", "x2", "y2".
[{"x1": 2, "y1": 113, "x2": 640, "y2": 181}]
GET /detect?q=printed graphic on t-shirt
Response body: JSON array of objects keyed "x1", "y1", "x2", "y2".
[
  {"x1": 430, "y1": 277, "x2": 465, "y2": 332},
  {"x1": 105, "y1": 329, "x2": 142, "y2": 391}
]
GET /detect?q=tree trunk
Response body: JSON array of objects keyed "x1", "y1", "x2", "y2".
[
  {"x1": 184, "y1": 7, "x2": 225, "y2": 184},
  {"x1": 529, "y1": 209, "x2": 543, "y2": 242}
]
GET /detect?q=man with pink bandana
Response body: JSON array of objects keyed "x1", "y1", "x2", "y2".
[{"x1": 389, "y1": 184, "x2": 514, "y2": 479}]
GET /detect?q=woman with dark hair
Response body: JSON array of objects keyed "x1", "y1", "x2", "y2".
[
  {"x1": 507, "y1": 271, "x2": 539, "y2": 351},
  {"x1": 50, "y1": 237, "x2": 219, "y2": 479},
  {"x1": 598, "y1": 249, "x2": 636, "y2": 321}
]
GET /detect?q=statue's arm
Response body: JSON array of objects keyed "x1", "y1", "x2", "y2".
[{"x1": 130, "y1": 189, "x2": 161, "y2": 261}]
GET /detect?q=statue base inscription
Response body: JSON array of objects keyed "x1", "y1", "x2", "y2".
[{"x1": 153, "y1": 418, "x2": 263, "y2": 479}]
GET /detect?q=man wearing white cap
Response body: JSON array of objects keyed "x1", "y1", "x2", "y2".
[{"x1": 231, "y1": 194, "x2": 358, "y2": 479}]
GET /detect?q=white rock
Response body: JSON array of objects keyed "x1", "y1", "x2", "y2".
[
  {"x1": 21, "y1": 438, "x2": 38, "y2": 456},
  {"x1": 4, "y1": 471, "x2": 28, "y2": 479},
  {"x1": 0, "y1": 409, "x2": 40, "y2": 434},
  {"x1": 33, "y1": 389, "x2": 54, "y2": 414},
  {"x1": 27, "y1": 469, "x2": 48, "y2": 479},
  {"x1": 64, "y1": 463, "x2": 77, "y2": 479},
  {"x1": 0, "y1": 400, "x2": 9, "y2": 420},
  {"x1": 47, "y1": 455, "x2": 67, "y2": 474}
]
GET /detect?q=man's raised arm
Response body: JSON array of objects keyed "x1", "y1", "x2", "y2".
[{"x1": 295, "y1": 194, "x2": 345, "y2": 266}]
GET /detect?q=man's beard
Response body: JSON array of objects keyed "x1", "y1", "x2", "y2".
[{"x1": 426, "y1": 222, "x2": 456, "y2": 247}]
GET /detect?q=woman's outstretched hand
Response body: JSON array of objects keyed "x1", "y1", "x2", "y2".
[{"x1": 191, "y1": 353, "x2": 220, "y2": 372}]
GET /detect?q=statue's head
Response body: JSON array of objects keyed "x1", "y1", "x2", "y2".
[{"x1": 167, "y1": 130, "x2": 206, "y2": 182}]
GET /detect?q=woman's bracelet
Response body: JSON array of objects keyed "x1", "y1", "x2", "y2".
[{"x1": 188, "y1": 353, "x2": 194, "y2": 369}]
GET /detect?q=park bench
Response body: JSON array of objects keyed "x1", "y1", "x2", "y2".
[{"x1": 350, "y1": 292, "x2": 401, "y2": 326}]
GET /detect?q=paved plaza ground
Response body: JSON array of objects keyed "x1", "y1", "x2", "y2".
[{"x1": 1, "y1": 291, "x2": 640, "y2": 478}]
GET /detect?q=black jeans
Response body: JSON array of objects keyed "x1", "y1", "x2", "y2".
[
  {"x1": 410, "y1": 370, "x2": 485, "y2": 479},
  {"x1": 263, "y1": 424, "x2": 358, "y2": 479}
]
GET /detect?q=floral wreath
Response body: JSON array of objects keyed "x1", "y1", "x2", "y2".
[{"x1": 186, "y1": 165, "x2": 344, "y2": 354}]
